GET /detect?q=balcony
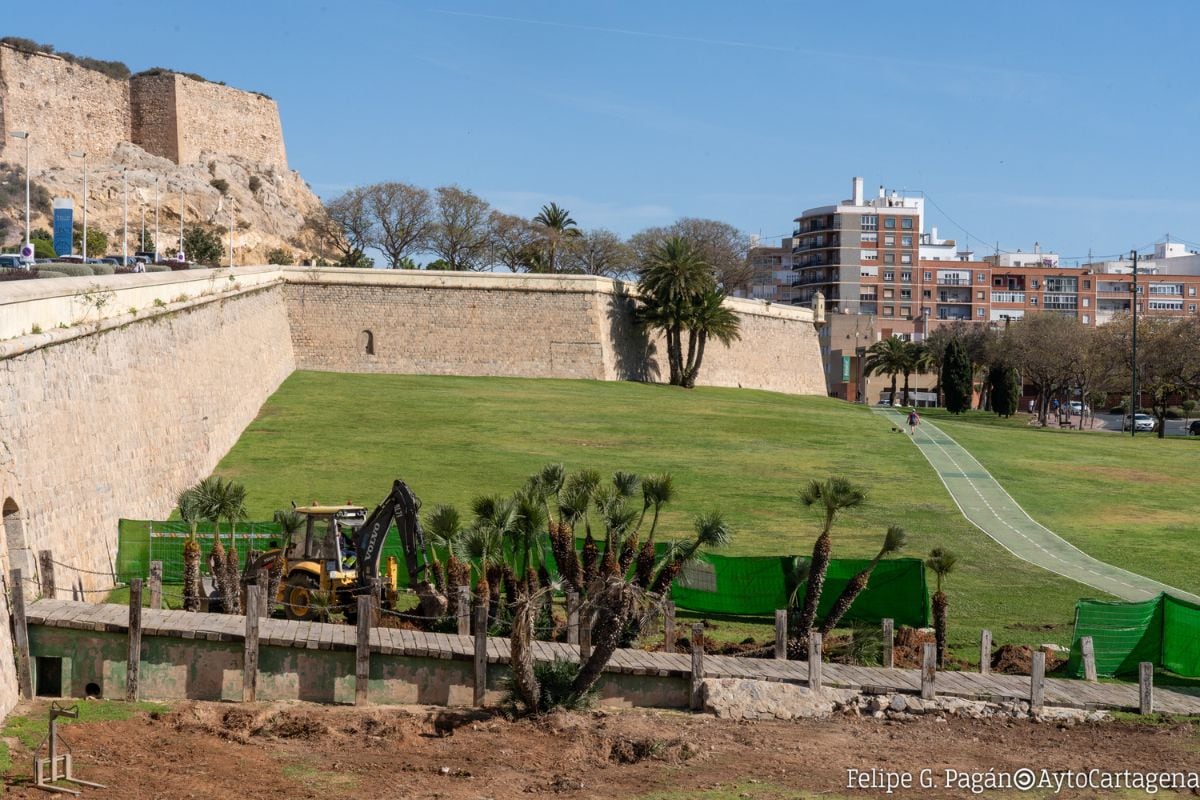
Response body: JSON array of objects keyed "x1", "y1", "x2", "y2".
[
  {"x1": 936, "y1": 310, "x2": 972, "y2": 321},
  {"x1": 936, "y1": 278, "x2": 970, "y2": 285},
  {"x1": 937, "y1": 295, "x2": 972, "y2": 304},
  {"x1": 1044, "y1": 294, "x2": 1078, "y2": 311},
  {"x1": 991, "y1": 291, "x2": 1026, "y2": 304}
]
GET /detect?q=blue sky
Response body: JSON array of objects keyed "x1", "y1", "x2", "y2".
[{"x1": 8, "y1": 1, "x2": 1200, "y2": 261}]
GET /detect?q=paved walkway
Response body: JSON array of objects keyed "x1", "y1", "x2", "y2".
[
  {"x1": 877, "y1": 409, "x2": 1200, "y2": 604},
  {"x1": 26, "y1": 599, "x2": 1200, "y2": 715}
]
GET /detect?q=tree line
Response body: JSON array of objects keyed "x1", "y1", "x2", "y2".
[
  {"x1": 307, "y1": 180, "x2": 756, "y2": 289},
  {"x1": 865, "y1": 314, "x2": 1200, "y2": 437}
]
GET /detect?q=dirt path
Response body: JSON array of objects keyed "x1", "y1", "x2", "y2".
[{"x1": 3, "y1": 701, "x2": 1197, "y2": 799}]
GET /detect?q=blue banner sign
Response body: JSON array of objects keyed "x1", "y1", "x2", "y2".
[{"x1": 52, "y1": 201, "x2": 74, "y2": 258}]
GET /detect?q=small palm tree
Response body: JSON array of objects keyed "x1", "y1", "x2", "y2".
[
  {"x1": 532, "y1": 202, "x2": 580, "y2": 273},
  {"x1": 680, "y1": 288, "x2": 742, "y2": 388},
  {"x1": 863, "y1": 335, "x2": 908, "y2": 405},
  {"x1": 218, "y1": 480, "x2": 248, "y2": 615},
  {"x1": 191, "y1": 476, "x2": 228, "y2": 609},
  {"x1": 794, "y1": 477, "x2": 867, "y2": 647},
  {"x1": 425, "y1": 504, "x2": 462, "y2": 596},
  {"x1": 177, "y1": 487, "x2": 204, "y2": 612},
  {"x1": 633, "y1": 474, "x2": 675, "y2": 588},
  {"x1": 927, "y1": 547, "x2": 958, "y2": 668},
  {"x1": 270, "y1": 509, "x2": 304, "y2": 616},
  {"x1": 819, "y1": 525, "x2": 906, "y2": 634}
]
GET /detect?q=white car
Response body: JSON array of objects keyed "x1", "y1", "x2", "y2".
[
  {"x1": 1068, "y1": 401, "x2": 1089, "y2": 415},
  {"x1": 1123, "y1": 413, "x2": 1156, "y2": 432}
]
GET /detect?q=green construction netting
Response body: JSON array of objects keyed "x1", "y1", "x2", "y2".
[
  {"x1": 1066, "y1": 593, "x2": 1200, "y2": 678},
  {"x1": 116, "y1": 519, "x2": 929, "y2": 625}
]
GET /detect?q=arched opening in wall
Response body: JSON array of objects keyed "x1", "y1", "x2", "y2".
[
  {"x1": 3, "y1": 497, "x2": 26, "y2": 552},
  {"x1": 359, "y1": 330, "x2": 375, "y2": 356}
]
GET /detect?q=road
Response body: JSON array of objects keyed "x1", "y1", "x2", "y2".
[{"x1": 877, "y1": 408, "x2": 1200, "y2": 604}]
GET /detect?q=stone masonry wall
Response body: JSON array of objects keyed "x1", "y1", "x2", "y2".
[
  {"x1": 128, "y1": 73, "x2": 179, "y2": 163},
  {"x1": 170, "y1": 75, "x2": 288, "y2": 169},
  {"x1": 0, "y1": 45, "x2": 131, "y2": 166}
]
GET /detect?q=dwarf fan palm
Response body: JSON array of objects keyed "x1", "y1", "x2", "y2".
[
  {"x1": 927, "y1": 547, "x2": 958, "y2": 668},
  {"x1": 794, "y1": 477, "x2": 867, "y2": 646},
  {"x1": 819, "y1": 525, "x2": 906, "y2": 635}
]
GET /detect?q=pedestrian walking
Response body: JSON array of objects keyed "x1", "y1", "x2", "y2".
[{"x1": 906, "y1": 408, "x2": 920, "y2": 435}]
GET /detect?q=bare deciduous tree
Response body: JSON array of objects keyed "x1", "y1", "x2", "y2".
[
  {"x1": 488, "y1": 211, "x2": 539, "y2": 273},
  {"x1": 366, "y1": 181, "x2": 433, "y2": 268},
  {"x1": 429, "y1": 186, "x2": 493, "y2": 271},
  {"x1": 629, "y1": 218, "x2": 752, "y2": 291},
  {"x1": 560, "y1": 228, "x2": 632, "y2": 277},
  {"x1": 323, "y1": 187, "x2": 374, "y2": 266}
]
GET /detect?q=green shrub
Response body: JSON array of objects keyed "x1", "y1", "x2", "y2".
[
  {"x1": 502, "y1": 659, "x2": 594, "y2": 715},
  {"x1": 210, "y1": 178, "x2": 229, "y2": 195},
  {"x1": 89, "y1": 264, "x2": 116, "y2": 275},
  {"x1": 1165, "y1": 406, "x2": 1184, "y2": 420},
  {"x1": 146, "y1": 265, "x2": 171, "y2": 272},
  {"x1": 45, "y1": 263, "x2": 92, "y2": 277},
  {"x1": 35, "y1": 270, "x2": 67, "y2": 279},
  {"x1": 266, "y1": 247, "x2": 294, "y2": 265},
  {"x1": 32, "y1": 239, "x2": 56, "y2": 259}
]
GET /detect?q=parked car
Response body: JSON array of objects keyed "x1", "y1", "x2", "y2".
[
  {"x1": 53, "y1": 254, "x2": 87, "y2": 264},
  {"x1": 1068, "y1": 401, "x2": 1089, "y2": 415},
  {"x1": 1123, "y1": 413, "x2": 1157, "y2": 432},
  {"x1": 0, "y1": 254, "x2": 27, "y2": 269},
  {"x1": 1189, "y1": 420, "x2": 1200, "y2": 436}
]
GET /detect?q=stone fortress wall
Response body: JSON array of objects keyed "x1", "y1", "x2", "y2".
[
  {"x1": 0, "y1": 43, "x2": 287, "y2": 169},
  {"x1": 0, "y1": 268, "x2": 824, "y2": 716}
]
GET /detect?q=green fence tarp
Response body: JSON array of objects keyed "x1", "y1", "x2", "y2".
[
  {"x1": 1067, "y1": 593, "x2": 1200, "y2": 678},
  {"x1": 117, "y1": 520, "x2": 929, "y2": 626}
]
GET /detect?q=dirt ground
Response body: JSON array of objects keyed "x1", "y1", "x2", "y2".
[{"x1": 3, "y1": 700, "x2": 1197, "y2": 799}]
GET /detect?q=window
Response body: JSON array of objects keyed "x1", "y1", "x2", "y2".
[
  {"x1": 860, "y1": 232, "x2": 878, "y2": 243},
  {"x1": 900, "y1": 254, "x2": 912, "y2": 264},
  {"x1": 900, "y1": 289, "x2": 912, "y2": 299},
  {"x1": 884, "y1": 253, "x2": 896, "y2": 265},
  {"x1": 977, "y1": 273, "x2": 986, "y2": 283},
  {"x1": 1190, "y1": 286, "x2": 1197, "y2": 297},
  {"x1": 861, "y1": 215, "x2": 877, "y2": 230},
  {"x1": 884, "y1": 288, "x2": 894, "y2": 299},
  {"x1": 922, "y1": 289, "x2": 931, "y2": 299},
  {"x1": 900, "y1": 306, "x2": 911, "y2": 317},
  {"x1": 1030, "y1": 296, "x2": 1038, "y2": 306},
  {"x1": 884, "y1": 217, "x2": 896, "y2": 230},
  {"x1": 883, "y1": 306, "x2": 894, "y2": 316},
  {"x1": 901, "y1": 218, "x2": 913, "y2": 230},
  {"x1": 923, "y1": 307, "x2": 931, "y2": 317},
  {"x1": 1149, "y1": 284, "x2": 1182, "y2": 295},
  {"x1": 1030, "y1": 279, "x2": 1040, "y2": 288},
  {"x1": 977, "y1": 308, "x2": 985, "y2": 318},
  {"x1": 1190, "y1": 304, "x2": 1197, "y2": 312},
  {"x1": 977, "y1": 291, "x2": 985, "y2": 300},
  {"x1": 884, "y1": 235, "x2": 896, "y2": 246},
  {"x1": 924, "y1": 271, "x2": 932, "y2": 280},
  {"x1": 900, "y1": 270, "x2": 912, "y2": 282},
  {"x1": 861, "y1": 250, "x2": 879, "y2": 260},
  {"x1": 901, "y1": 235, "x2": 913, "y2": 247},
  {"x1": 1084, "y1": 280, "x2": 1091, "y2": 289},
  {"x1": 360, "y1": 330, "x2": 375, "y2": 356},
  {"x1": 883, "y1": 270, "x2": 894, "y2": 281},
  {"x1": 1149, "y1": 299, "x2": 1183, "y2": 310},
  {"x1": 1082, "y1": 315, "x2": 1090, "y2": 324},
  {"x1": 1082, "y1": 298, "x2": 1089, "y2": 307}
]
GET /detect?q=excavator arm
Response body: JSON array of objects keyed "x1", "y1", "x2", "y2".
[{"x1": 354, "y1": 479, "x2": 447, "y2": 620}]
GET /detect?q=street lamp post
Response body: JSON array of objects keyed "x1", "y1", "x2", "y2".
[
  {"x1": 228, "y1": 199, "x2": 235, "y2": 267},
  {"x1": 1130, "y1": 250, "x2": 1139, "y2": 438},
  {"x1": 9, "y1": 131, "x2": 30, "y2": 260},
  {"x1": 154, "y1": 177, "x2": 160, "y2": 262},
  {"x1": 70, "y1": 150, "x2": 88, "y2": 260},
  {"x1": 179, "y1": 188, "x2": 185, "y2": 260},
  {"x1": 121, "y1": 168, "x2": 129, "y2": 266}
]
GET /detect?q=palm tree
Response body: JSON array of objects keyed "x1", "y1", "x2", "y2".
[
  {"x1": 680, "y1": 287, "x2": 742, "y2": 388},
  {"x1": 637, "y1": 237, "x2": 713, "y2": 385},
  {"x1": 863, "y1": 335, "x2": 908, "y2": 405},
  {"x1": 424, "y1": 505, "x2": 462, "y2": 596},
  {"x1": 270, "y1": 509, "x2": 303, "y2": 616},
  {"x1": 648, "y1": 509, "x2": 732, "y2": 595},
  {"x1": 927, "y1": 547, "x2": 958, "y2": 668},
  {"x1": 818, "y1": 525, "x2": 906, "y2": 635},
  {"x1": 633, "y1": 474, "x2": 674, "y2": 588},
  {"x1": 218, "y1": 480, "x2": 248, "y2": 615},
  {"x1": 899, "y1": 342, "x2": 933, "y2": 407},
  {"x1": 794, "y1": 477, "x2": 867, "y2": 647},
  {"x1": 190, "y1": 476, "x2": 228, "y2": 610},
  {"x1": 177, "y1": 487, "x2": 204, "y2": 612},
  {"x1": 532, "y1": 202, "x2": 579, "y2": 273}
]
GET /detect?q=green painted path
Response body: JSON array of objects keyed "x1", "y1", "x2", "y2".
[{"x1": 877, "y1": 409, "x2": 1200, "y2": 604}]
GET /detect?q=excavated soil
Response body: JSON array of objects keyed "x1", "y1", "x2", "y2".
[
  {"x1": 2, "y1": 700, "x2": 1196, "y2": 799},
  {"x1": 991, "y1": 644, "x2": 1067, "y2": 676}
]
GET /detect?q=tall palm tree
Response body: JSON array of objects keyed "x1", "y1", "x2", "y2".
[
  {"x1": 680, "y1": 288, "x2": 742, "y2": 388},
  {"x1": 899, "y1": 342, "x2": 933, "y2": 407},
  {"x1": 794, "y1": 477, "x2": 867, "y2": 647},
  {"x1": 177, "y1": 487, "x2": 204, "y2": 612},
  {"x1": 218, "y1": 480, "x2": 248, "y2": 615},
  {"x1": 532, "y1": 202, "x2": 579, "y2": 273},
  {"x1": 819, "y1": 525, "x2": 906, "y2": 635},
  {"x1": 190, "y1": 476, "x2": 228, "y2": 610},
  {"x1": 863, "y1": 335, "x2": 908, "y2": 405},
  {"x1": 927, "y1": 547, "x2": 958, "y2": 668},
  {"x1": 637, "y1": 237, "x2": 714, "y2": 385}
]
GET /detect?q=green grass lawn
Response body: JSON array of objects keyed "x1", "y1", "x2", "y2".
[
  {"x1": 920, "y1": 410, "x2": 1200, "y2": 596},
  {"x1": 212, "y1": 372, "x2": 1104, "y2": 657}
]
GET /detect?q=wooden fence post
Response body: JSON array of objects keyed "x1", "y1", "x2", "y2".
[
  {"x1": 149, "y1": 561, "x2": 163, "y2": 610},
  {"x1": 126, "y1": 578, "x2": 143, "y2": 702},
  {"x1": 456, "y1": 586, "x2": 470, "y2": 636},
  {"x1": 1030, "y1": 651, "x2": 1046, "y2": 710},
  {"x1": 38, "y1": 550, "x2": 54, "y2": 599},
  {"x1": 808, "y1": 633, "x2": 823, "y2": 691},
  {"x1": 9, "y1": 569, "x2": 33, "y2": 700},
  {"x1": 355, "y1": 595, "x2": 371, "y2": 705},
  {"x1": 979, "y1": 629, "x2": 992, "y2": 675},
  {"x1": 243, "y1": 587, "x2": 260, "y2": 702},
  {"x1": 566, "y1": 591, "x2": 579, "y2": 646},
  {"x1": 257, "y1": 568, "x2": 270, "y2": 617},
  {"x1": 690, "y1": 623, "x2": 705, "y2": 711},
  {"x1": 473, "y1": 604, "x2": 488, "y2": 707},
  {"x1": 881, "y1": 618, "x2": 894, "y2": 669},
  {"x1": 579, "y1": 611, "x2": 592, "y2": 661},
  {"x1": 368, "y1": 578, "x2": 382, "y2": 626},
  {"x1": 920, "y1": 642, "x2": 936, "y2": 700},
  {"x1": 1080, "y1": 636, "x2": 1097, "y2": 683},
  {"x1": 774, "y1": 609, "x2": 787, "y2": 660},
  {"x1": 663, "y1": 601, "x2": 676, "y2": 654},
  {"x1": 1138, "y1": 662, "x2": 1153, "y2": 715}
]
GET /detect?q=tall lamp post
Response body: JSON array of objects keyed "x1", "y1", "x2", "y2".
[
  {"x1": 70, "y1": 150, "x2": 88, "y2": 260},
  {"x1": 9, "y1": 130, "x2": 31, "y2": 260},
  {"x1": 121, "y1": 168, "x2": 129, "y2": 266},
  {"x1": 179, "y1": 188, "x2": 185, "y2": 260},
  {"x1": 154, "y1": 176, "x2": 160, "y2": 262},
  {"x1": 228, "y1": 198, "x2": 235, "y2": 267},
  {"x1": 1130, "y1": 250, "x2": 1139, "y2": 438}
]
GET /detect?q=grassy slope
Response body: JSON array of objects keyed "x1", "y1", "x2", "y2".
[
  {"x1": 213, "y1": 372, "x2": 1093, "y2": 654},
  {"x1": 918, "y1": 410, "x2": 1200, "y2": 596}
]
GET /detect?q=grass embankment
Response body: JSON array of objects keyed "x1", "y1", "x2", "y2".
[
  {"x1": 920, "y1": 410, "x2": 1200, "y2": 597},
  {"x1": 212, "y1": 372, "x2": 1099, "y2": 656}
]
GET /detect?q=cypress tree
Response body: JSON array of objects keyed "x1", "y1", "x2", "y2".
[
  {"x1": 941, "y1": 338, "x2": 973, "y2": 414},
  {"x1": 988, "y1": 364, "x2": 1021, "y2": 418}
]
